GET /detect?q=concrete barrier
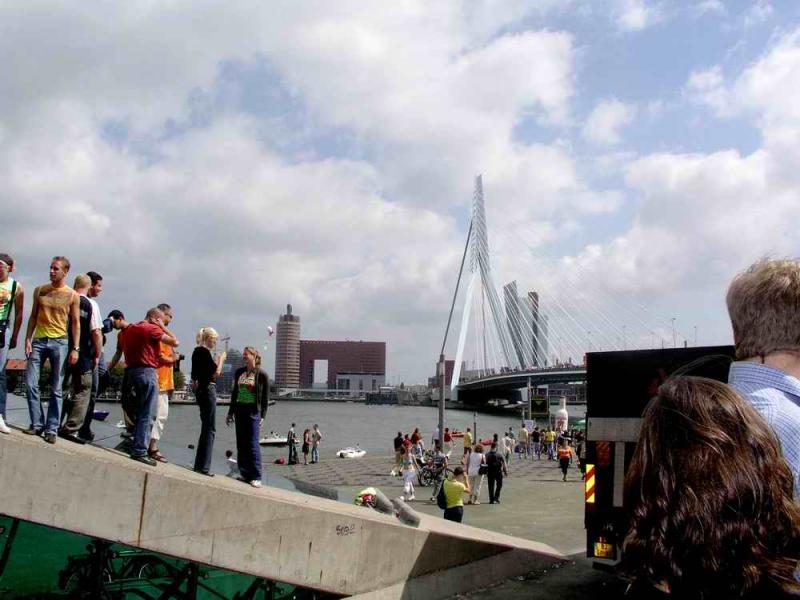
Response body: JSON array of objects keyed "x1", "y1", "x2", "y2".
[{"x1": 0, "y1": 430, "x2": 562, "y2": 597}]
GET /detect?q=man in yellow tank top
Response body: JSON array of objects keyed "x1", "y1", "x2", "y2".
[{"x1": 24, "y1": 256, "x2": 80, "y2": 444}]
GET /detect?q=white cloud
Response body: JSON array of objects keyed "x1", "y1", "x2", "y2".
[
  {"x1": 684, "y1": 65, "x2": 732, "y2": 115},
  {"x1": 742, "y1": 0, "x2": 773, "y2": 28},
  {"x1": 692, "y1": 0, "x2": 725, "y2": 17},
  {"x1": 582, "y1": 99, "x2": 637, "y2": 145},
  {"x1": 571, "y1": 26, "x2": 800, "y2": 302},
  {"x1": 0, "y1": 1, "x2": 609, "y2": 381},
  {"x1": 613, "y1": 0, "x2": 661, "y2": 31},
  {"x1": 686, "y1": 27, "x2": 800, "y2": 127}
]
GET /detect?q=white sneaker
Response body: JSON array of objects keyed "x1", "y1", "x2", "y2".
[
  {"x1": 0, "y1": 415, "x2": 10, "y2": 434},
  {"x1": 250, "y1": 480, "x2": 262, "y2": 488},
  {"x1": 408, "y1": 495, "x2": 415, "y2": 501}
]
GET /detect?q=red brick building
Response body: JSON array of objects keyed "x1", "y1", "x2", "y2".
[{"x1": 299, "y1": 340, "x2": 386, "y2": 388}]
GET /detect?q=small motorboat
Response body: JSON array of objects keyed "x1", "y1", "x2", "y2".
[
  {"x1": 92, "y1": 410, "x2": 110, "y2": 422},
  {"x1": 337, "y1": 446, "x2": 366, "y2": 459},
  {"x1": 259, "y1": 433, "x2": 288, "y2": 447}
]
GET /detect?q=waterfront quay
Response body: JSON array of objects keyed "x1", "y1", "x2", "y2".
[
  {"x1": 2, "y1": 395, "x2": 616, "y2": 597},
  {"x1": 276, "y1": 453, "x2": 626, "y2": 598}
]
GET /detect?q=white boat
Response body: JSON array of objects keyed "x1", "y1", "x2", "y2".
[
  {"x1": 259, "y1": 433, "x2": 288, "y2": 447},
  {"x1": 337, "y1": 446, "x2": 366, "y2": 459}
]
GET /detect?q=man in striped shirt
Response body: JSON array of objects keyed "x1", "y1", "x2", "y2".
[{"x1": 727, "y1": 259, "x2": 800, "y2": 499}]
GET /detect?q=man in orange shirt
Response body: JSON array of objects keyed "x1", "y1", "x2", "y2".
[{"x1": 148, "y1": 303, "x2": 178, "y2": 462}]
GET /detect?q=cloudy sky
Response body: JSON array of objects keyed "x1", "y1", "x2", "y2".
[{"x1": 3, "y1": 1, "x2": 800, "y2": 383}]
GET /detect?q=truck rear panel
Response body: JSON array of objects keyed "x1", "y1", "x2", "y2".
[{"x1": 584, "y1": 345, "x2": 735, "y2": 565}]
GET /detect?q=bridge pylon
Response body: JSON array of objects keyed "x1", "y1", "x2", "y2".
[{"x1": 451, "y1": 176, "x2": 522, "y2": 389}]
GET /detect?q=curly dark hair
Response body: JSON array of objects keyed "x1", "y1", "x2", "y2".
[{"x1": 622, "y1": 376, "x2": 800, "y2": 598}]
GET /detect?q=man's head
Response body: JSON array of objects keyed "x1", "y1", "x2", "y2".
[
  {"x1": 453, "y1": 466, "x2": 464, "y2": 477},
  {"x1": 87, "y1": 271, "x2": 103, "y2": 298},
  {"x1": 157, "y1": 303, "x2": 173, "y2": 326},
  {"x1": 73, "y1": 274, "x2": 91, "y2": 294},
  {"x1": 50, "y1": 256, "x2": 70, "y2": 285},
  {"x1": 0, "y1": 253, "x2": 14, "y2": 281},
  {"x1": 145, "y1": 307, "x2": 164, "y2": 326},
  {"x1": 727, "y1": 258, "x2": 800, "y2": 360},
  {"x1": 107, "y1": 309, "x2": 126, "y2": 330}
]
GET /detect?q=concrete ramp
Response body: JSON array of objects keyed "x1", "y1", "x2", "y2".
[{"x1": 0, "y1": 431, "x2": 562, "y2": 598}]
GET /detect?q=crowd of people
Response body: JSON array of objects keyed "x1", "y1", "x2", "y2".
[
  {"x1": 0, "y1": 254, "x2": 270, "y2": 489},
  {"x1": 4, "y1": 254, "x2": 800, "y2": 596}
]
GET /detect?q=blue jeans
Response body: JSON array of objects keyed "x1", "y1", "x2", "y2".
[
  {"x1": 311, "y1": 445, "x2": 319, "y2": 463},
  {"x1": 26, "y1": 337, "x2": 69, "y2": 434},
  {"x1": 234, "y1": 404, "x2": 261, "y2": 482},
  {"x1": 0, "y1": 344, "x2": 8, "y2": 418},
  {"x1": 128, "y1": 367, "x2": 158, "y2": 457},
  {"x1": 194, "y1": 383, "x2": 217, "y2": 473}
]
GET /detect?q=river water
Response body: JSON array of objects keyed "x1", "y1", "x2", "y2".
[
  {"x1": 99, "y1": 399, "x2": 584, "y2": 460},
  {"x1": 6, "y1": 394, "x2": 585, "y2": 481}
]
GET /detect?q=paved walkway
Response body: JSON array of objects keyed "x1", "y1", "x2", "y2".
[
  {"x1": 279, "y1": 452, "x2": 587, "y2": 555},
  {"x1": 278, "y1": 453, "x2": 626, "y2": 598}
]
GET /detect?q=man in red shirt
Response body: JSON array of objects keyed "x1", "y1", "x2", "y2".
[{"x1": 109, "y1": 307, "x2": 179, "y2": 465}]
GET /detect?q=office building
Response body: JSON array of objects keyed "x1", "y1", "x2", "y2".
[
  {"x1": 275, "y1": 304, "x2": 301, "y2": 388},
  {"x1": 299, "y1": 340, "x2": 386, "y2": 388},
  {"x1": 503, "y1": 280, "x2": 527, "y2": 369}
]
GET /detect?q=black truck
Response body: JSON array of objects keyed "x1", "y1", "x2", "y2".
[{"x1": 583, "y1": 345, "x2": 736, "y2": 566}]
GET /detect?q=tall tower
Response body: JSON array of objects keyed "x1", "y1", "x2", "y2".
[
  {"x1": 541, "y1": 314, "x2": 549, "y2": 367},
  {"x1": 529, "y1": 291, "x2": 542, "y2": 368},
  {"x1": 275, "y1": 304, "x2": 300, "y2": 388},
  {"x1": 503, "y1": 280, "x2": 526, "y2": 368}
]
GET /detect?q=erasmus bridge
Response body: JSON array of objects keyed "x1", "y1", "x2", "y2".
[{"x1": 442, "y1": 176, "x2": 688, "y2": 407}]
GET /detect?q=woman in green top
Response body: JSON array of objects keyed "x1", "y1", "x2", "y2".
[
  {"x1": 442, "y1": 466, "x2": 471, "y2": 523},
  {"x1": 226, "y1": 347, "x2": 270, "y2": 488}
]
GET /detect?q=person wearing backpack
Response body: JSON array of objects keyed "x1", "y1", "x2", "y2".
[
  {"x1": 440, "y1": 466, "x2": 470, "y2": 523},
  {"x1": 486, "y1": 443, "x2": 508, "y2": 504},
  {"x1": 0, "y1": 254, "x2": 24, "y2": 435}
]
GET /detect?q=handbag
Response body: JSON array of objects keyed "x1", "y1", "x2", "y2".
[
  {"x1": 436, "y1": 482, "x2": 448, "y2": 510},
  {"x1": 478, "y1": 463, "x2": 488, "y2": 475}
]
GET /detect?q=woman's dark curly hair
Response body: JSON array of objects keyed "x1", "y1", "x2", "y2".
[{"x1": 622, "y1": 376, "x2": 800, "y2": 598}]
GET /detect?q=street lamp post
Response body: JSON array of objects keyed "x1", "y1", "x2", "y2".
[{"x1": 671, "y1": 318, "x2": 676, "y2": 348}]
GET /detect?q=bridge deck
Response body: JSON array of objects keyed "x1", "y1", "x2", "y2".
[{"x1": 0, "y1": 429, "x2": 561, "y2": 598}]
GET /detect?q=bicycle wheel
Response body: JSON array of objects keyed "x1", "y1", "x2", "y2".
[
  {"x1": 117, "y1": 554, "x2": 174, "y2": 581},
  {"x1": 418, "y1": 469, "x2": 433, "y2": 487}
]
